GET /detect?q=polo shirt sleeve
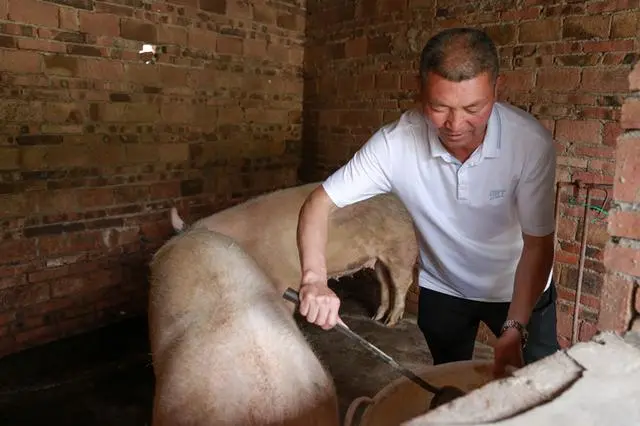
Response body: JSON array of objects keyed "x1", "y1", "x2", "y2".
[
  {"x1": 322, "y1": 128, "x2": 393, "y2": 208},
  {"x1": 516, "y1": 134, "x2": 556, "y2": 237}
]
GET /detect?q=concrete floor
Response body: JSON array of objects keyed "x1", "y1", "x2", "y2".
[{"x1": 0, "y1": 275, "x2": 493, "y2": 425}]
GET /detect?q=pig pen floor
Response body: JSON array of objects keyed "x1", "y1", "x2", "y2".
[{"x1": 0, "y1": 277, "x2": 493, "y2": 425}]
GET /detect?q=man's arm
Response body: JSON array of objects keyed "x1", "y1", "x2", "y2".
[
  {"x1": 493, "y1": 231, "x2": 554, "y2": 376},
  {"x1": 508, "y1": 232, "x2": 555, "y2": 326},
  {"x1": 494, "y1": 126, "x2": 556, "y2": 375},
  {"x1": 295, "y1": 127, "x2": 395, "y2": 330},
  {"x1": 297, "y1": 185, "x2": 336, "y2": 285}
]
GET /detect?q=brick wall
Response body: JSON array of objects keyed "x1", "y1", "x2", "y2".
[
  {"x1": 303, "y1": 0, "x2": 638, "y2": 346},
  {"x1": 0, "y1": 0, "x2": 305, "y2": 357},
  {"x1": 598, "y1": 61, "x2": 640, "y2": 334}
]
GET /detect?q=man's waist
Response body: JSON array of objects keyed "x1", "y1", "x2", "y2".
[
  {"x1": 417, "y1": 269, "x2": 515, "y2": 302},
  {"x1": 417, "y1": 268, "x2": 552, "y2": 302}
]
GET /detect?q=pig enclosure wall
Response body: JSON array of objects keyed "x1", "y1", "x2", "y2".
[
  {"x1": 0, "y1": 0, "x2": 305, "y2": 356},
  {"x1": 1, "y1": 0, "x2": 639, "y2": 358},
  {"x1": 302, "y1": 0, "x2": 639, "y2": 348}
]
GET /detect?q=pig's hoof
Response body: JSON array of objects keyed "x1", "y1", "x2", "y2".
[
  {"x1": 383, "y1": 311, "x2": 404, "y2": 327},
  {"x1": 372, "y1": 306, "x2": 387, "y2": 322}
]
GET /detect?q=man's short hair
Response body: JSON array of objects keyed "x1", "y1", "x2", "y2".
[{"x1": 419, "y1": 27, "x2": 499, "y2": 85}]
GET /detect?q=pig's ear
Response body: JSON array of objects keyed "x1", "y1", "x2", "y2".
[{"x1": 170, "y1": 207, "x2": 186, "y2": 233}]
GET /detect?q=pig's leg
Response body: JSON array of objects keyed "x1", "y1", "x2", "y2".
[
  {"x1": 372, "y1": 260, "x2": 391, "y2": 323},
  {"x1": 383, "y1": 262, "x2": 416, "y2": 327}
]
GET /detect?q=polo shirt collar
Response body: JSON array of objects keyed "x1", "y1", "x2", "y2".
[
  {"x1": 482, "y1": 105, "x2": 501, "y2": 158},
  {"x1": 423, "y1": 104, "x2": 502, "y2": 160}
]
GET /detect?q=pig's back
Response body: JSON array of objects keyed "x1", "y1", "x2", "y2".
[{"x1": 148, "y1": 228, "x2": 338, "y2": 426}]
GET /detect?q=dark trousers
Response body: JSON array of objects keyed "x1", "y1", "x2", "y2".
[{"x1": 417, "y1": 281, "x2": 560, "y2": 365}]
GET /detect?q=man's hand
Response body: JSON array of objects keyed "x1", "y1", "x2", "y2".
[
  {"x1": 299, "y1": 282, "x2": 342, "y2": 330},
  {"x1": 492, "y1": 327, "x2": 524, "y2": 378},
  {"x1": 296, "y1": 185, "x2": 342, "y2": 330}
]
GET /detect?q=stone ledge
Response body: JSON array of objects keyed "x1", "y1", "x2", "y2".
[{"x1": 403, "y1": 331, "x2": 640, "y2": 426}]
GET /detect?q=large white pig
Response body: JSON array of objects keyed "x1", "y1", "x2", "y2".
[
  {"x1": 170, "y1": 182, "x2": 419, "y2": 327},
  {"x1": 148, "y1": 227, "x2": 340, "y2": 426}
]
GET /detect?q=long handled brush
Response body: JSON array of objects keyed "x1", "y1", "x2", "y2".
[{"x1": 282, "y1": 287, "x2": 466, "y2": 410}]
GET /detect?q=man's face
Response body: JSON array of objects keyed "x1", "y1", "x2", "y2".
[{"x1": 420, "y1": 71, "x2": 497, "y2": 151}]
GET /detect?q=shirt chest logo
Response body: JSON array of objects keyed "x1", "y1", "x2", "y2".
[{"x1": 489, "y1": 189, "x2": 506, "y2": 201}]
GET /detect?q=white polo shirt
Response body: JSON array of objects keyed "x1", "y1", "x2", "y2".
[{"x1": 322, "y1": 102, "x2": 556, "y2": 302}]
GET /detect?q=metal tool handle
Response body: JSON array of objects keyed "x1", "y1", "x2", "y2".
[{"x1": 282, "y1": 287, "x2": 442, "y2": 394}]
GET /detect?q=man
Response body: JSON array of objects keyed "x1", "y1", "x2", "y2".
[{"x1": 295, "y1": 27, "x2": 560, "y2": 375}]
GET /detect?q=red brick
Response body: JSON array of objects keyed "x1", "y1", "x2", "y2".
[
  {"x1": 557, "y1": 156, "x2": 587, "y2": 168},
  {"x1": 0, "y1": 49, "x2": 42, "y2": 73},
  {"x1": 8, "y1": 0, "x2": 59, "y2": 27},
  {"x1": 38, "y1": 231, "x2": 102, "y2": 257},
  {"x1": 120, "y1": 18, "x2": 157, "y2": 42},
  {"x1": 588, "y1": 159, "x2": 616, "y2": 175},
  {"x1": 79, "y1": 11, "x2": 120, "y2": 37},
  {"x1": 0, "y1": 1, "x2": 7, "y2": 19},
  {"x1": 267, "y1": 43, "x2": 289, "y2": 63},
  {"x1": 604, "y1": 122, "x2": 622, "y2": 147},
  {"x1": 613, "y1": 136, "x2": 640, "y2": 202},
  {"x1": 609, "y1": 210, "x2": 640, "y2": 239},
  {"x1": 556, "y1": 250, "x2": 579, "y2": 265},
  {"x1": 583, "y1": 39, "x2": 635, "y2": 53},
  {"x1": 630, "y1": 61, "x2": 640, "y2": 91},
  {"x1": 587, "y1": 0, "x2": 640, "y2": 13},
  {"x1": 585, "y1": 220, "x2": 610, "y2": 247},
  {"x1": 598, "y1": 272, "x2": 635, "y2": 332},
  {"x1": 375, "y1": 74, "x2": 399, "y2": 91},
  {"x1": 556, "y1": 309, "x2": 573, "y2": 339},
  {"x1": 226, "y1": 0, "x2": 251, "y2": 18},
  {"x1": 580, "y1": 107, "x2": 621, "y2": 121},
  {"x1": 582, "y1": 68, "x2": 632, "y2": 93},
  {"x1": 188, "y1": 27, "x2": 216, "y2": 50},
  {"x1": 157, "y1": 25, "x2": 188, "y2": 46},
  {"x1": 578, "y1": 321, "x2": 598, "y2": 341},
  {"x1": 50, "y1": 275, "x2": 87, "y2": 297},
  {"x1": 17, "y1": 38, "x2": 66, "y2": 53},
  {"x1": 200, "y1": 0, "x2": 226, "y2": 14},
  {"x1": 76, "y1": 188, "x2": 114, "y2": 209},
  {"x1": 536, "y1": 68, "x2": 580, "y2": 91},
  {"x1": 572, "y1": 171, "x2": 614, "y2": 185},
  {"x1": 574, "y1": 146, "x2": 615, "y2": 158},
  {"x1": 484, "y1": 23, "x2": 516, "y2": 45},
  {"x1": 557, "y1": 286, "x2": 599, "y2": 311},
  {"x1": 243, "y1": 38, "x2": 266, "y2": 57},
  {"x1": 0, "y1": 283, "x2": 50, "y2": 310},
  {"x1": 59, "y1": 7, "x2": 79, "y2": 31},
  {"x1": 519, "y1": 19, "x2": 561, "y2": 42},
  {"x1": 556, "y1": 120, "x2": 602, "y2": 144},
  {"x1": 345, "y1": 37, "x2": 367, "y2": 57},
  {"x1": 0, "y1": 239, "x2": 37, "y2": 265},
  {"x1": 563, "y1": 15, "x2": 610, "y2": 40},
  {"x1": 400, "y1": 74, "x2": 419, "y2": 91},
  {"x1": 27, "y1": 265, "x2": 70, "y2": 283},
  {"x1": 501, "y1": 7, "x2": 540, "y2": 21},
  {"x1": 621, "y1": 99, "x2": 640, "y2": 130},
  {"x1": 605, "y1": 242, "x2": 640, "y2": 277},
  {"x1": 500, "y1": 69, "x2": 534, "y2": 93},
  {"x1": 216, "y1": 36, "x2": 243, "y2": 55},
  {"x1": 611, "y1": 11, "x2": 639, "y2": 39},
  {"x1": 602, "y1": 52, "x2": 627, "y2": 66}
]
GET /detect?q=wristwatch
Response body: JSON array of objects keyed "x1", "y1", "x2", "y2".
[{"x1": 501, "y1": 319, "x2": 528, "y2": 347}]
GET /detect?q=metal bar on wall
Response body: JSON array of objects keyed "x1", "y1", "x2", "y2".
[{"x1": 554, "y1": 180, "x2": 613, "y2": 345}]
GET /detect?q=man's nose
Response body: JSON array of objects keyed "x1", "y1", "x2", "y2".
[{"x1": 445, "y1": 111, "x2": 464, "y2": 131}]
